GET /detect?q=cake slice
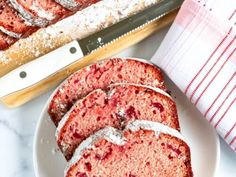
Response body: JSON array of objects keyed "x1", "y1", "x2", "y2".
[
  {"x1": 56, "y1": 84, "x2": 179, "y2": 160},
  {"x1": 55, "y1": 0, "x2": 100, "y2": 11},
  {"x1": 9, "y1": 0, "x2": 49, "y2": 27},
  {"x1": 0, "y1": 1, "x2": 38, "y2": 38},
  {"x1": 65, "y1": 120, "x2": 193, "y2": 177},
  {"x1": 48, "y1": 58, "x2": 166, "y2": 126},
  {"x1": 0, "y1": 31, "x2": 17, "y2": 50},
  {"x1": 9, "y1": 0, "x2": 71, "y2": 27}
]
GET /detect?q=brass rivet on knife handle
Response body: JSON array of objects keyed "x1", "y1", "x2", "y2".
[{"x1": 0, "y1": 10, "x2": 178, "y2": 108}]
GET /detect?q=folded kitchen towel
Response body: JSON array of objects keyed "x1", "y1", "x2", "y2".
[{"x1": 152, "y1": 0, "x2": 236, "y2": 152}]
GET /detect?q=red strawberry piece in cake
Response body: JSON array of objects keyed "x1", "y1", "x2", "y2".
[
  {"x1": 0, "y1": 31, "x2": 17, "y2": 50},
  {"x1": 56, "y1": 84, "x2": 179, "y2": 160},
  {"x1": 0, "y1": 1, "x2": 38, "y2": 38},
  {"x1": 8, "y1": 0, "x2": 71, "y2": 27},
  {"x1": 48, "y1": 58, "x2": 166, "y2": 126},
  {"x1": 65, "y1": 120, "x2": 193, "y2": 177},
  {"x1": 55, "y1": 0, "x2": 100, "y2": 11}
]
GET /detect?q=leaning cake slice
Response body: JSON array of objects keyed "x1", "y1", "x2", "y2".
[
  {"x1": 56, "y1": 84, "x2": 179, "y2": 160},
  {"x1": 48, "y1": 58, "x2": 166, "y2": 126},
  {"x1": 65, "y1": 120, "x2": 193, "y2": 177}
]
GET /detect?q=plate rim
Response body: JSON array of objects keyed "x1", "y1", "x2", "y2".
[{"x1": 33, "y1": 68, "x2": 221, "y2": 177}]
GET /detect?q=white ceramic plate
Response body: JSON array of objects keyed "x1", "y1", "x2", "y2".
[{"x1": 33, "y1": 27, "x2": 220, "y2": 177}]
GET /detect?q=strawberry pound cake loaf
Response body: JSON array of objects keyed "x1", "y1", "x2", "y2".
[
  {"x1": 48, "y1": 58, "x2": 166, "y2": 126},
  {"x1": 65, "y1": 120, "x2": 193, "y2": 177},
  {"x1": 57, "y1": 84, "x2": 179, "y2": 160}
]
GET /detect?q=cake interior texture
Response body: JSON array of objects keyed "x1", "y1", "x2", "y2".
[
  {"x1": 66, "y1": 130, "x2": 192, "y2": 177},
  {"x1": 49, "y1": 58, "x2": 165, "y2": 126}
]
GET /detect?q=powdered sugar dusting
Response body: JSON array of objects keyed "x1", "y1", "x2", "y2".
[
  {"x1": 0, "y1": 55, "x2": 11, "y2": 64},
  {"x1": 126, "y1": 120, "x2": 185, "y2": 141}
]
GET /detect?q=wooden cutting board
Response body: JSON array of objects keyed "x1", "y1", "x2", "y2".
[{"x1": 0, "y1": 10, "x2": 178, "y2": 108}]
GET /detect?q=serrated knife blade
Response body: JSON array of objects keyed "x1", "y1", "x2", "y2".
[{"x1": 0, "y1": 0, "x2": 183, "y2": 98}]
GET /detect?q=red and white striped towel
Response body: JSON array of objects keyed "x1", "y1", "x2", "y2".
[{"x1": 152, "y1": 0, "x2": 236, "y2": 152}]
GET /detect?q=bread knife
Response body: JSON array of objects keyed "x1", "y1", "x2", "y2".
[{"x1": 0, "y1": 0, "x2": 183, "y2": 106}]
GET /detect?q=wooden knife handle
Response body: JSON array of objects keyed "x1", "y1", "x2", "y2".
[{"x1": 0, "y1": 10, "x2": 178, "y2": 108}]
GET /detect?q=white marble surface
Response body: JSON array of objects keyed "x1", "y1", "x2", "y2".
[{"x1": 1, "y1": 27, "x2": 236, "y2": 177}]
